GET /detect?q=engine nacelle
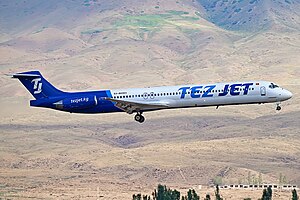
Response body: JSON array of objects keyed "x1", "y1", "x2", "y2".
[{"x1": 54, "y1": 95, "x2": 97, "y2": 111}]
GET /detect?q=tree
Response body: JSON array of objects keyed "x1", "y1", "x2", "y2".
[
  {"x1": 292, "y1": 189, "x2": 299, "y2": 200},
  {"x1": 187, "y1": 189, "x2": 192, "y2": 200},
  {"x1": 282, "y1": 175, "x2": 287, "y2": 184},
  {"x1": 182, "y1": 189, "x2": 199, "y2": 200},
  {"x1": 279, "y1": 173, "x2": 283, "y2": 185},
  {"x1": 142, "y1": 195, "x2": 149, "y2": 200},
  {"x1": 150, "y1": 184, "x2": 181, "y2": 200},
  {"x1": 204, "y1": 194, "x2": 211, "y2": 200},
  {"x1": 152, "y1": 189, "x2": 157, "y2": 200},
  {"x1": 248, "y1": 171, "x2": 252, "y2": 184},
  {"x1": 191, "y1": 189, "x2": 199, "y2": 200},
  {"x1": 261, "y1": 187, "x2": 272, "y2": 200},
  {"x1": 157, "y1": 184, "x2": 164, "y2": 200},
  {"x1": 213, "y1": 176, "x2": 223, "y2": 185},
  {"x1": 279, "y1": 173, "x2": 287, "y2": 185},
  {"x1": 215, "y1": 185, "x2": 223, "y2": 200},
  {"x1": 267, "y1": 186, "x2": 272, "y2": 199},
  {"x1": 258, "y1": 173, "x2": 262, "y2": 185},
  {"x1": 172, "y1": 189, "x2": 181, "y2": 200},
  {"x1": 133, "y1": 194, "x2": 142, "y2": 200},
  {"x1": 261, "y1": 189, "x2": 268, "y2": 200}
]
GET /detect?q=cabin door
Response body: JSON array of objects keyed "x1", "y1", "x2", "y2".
[{"x1": 260, "y1": 86, "x2": 266, "y2": 96}]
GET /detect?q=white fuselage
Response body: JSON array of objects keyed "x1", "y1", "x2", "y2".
[{"x1": 110, "y1": 81, "x2": 292, "y2": 111}]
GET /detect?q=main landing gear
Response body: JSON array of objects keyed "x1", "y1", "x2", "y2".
[
  {"x1": 134, "y1": 112, "x2": 145, "y2": 123},
  {"x1": 276, "y1": 102, "x2": 281, "y2": 111}
]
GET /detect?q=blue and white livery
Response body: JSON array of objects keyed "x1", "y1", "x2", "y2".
[{"x1": 12, "y1": 71, "x2": 292, "y2": 123}]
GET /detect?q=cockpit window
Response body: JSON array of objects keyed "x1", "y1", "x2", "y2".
[{"x1": 269, "y1": 83, "x2": 279, "y2": 89}]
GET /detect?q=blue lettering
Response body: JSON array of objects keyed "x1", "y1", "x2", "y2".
[
  {"x1": 191, "y1": 86, "x2": 202, "y2": 98},
  {"x1": 178, "y1": 87, "x2": 190, "y2": 99},
  {"x1": 203, "y1": 85, "x2": 215, "y2": 97},
  {"x1": 242, "y1": 83, "x2": 253, "y2": 95},
  {"x1": 230, "y1": 84, "x2": 242, "y2": 96},
  {"x1": 219, "y1": 84, "x2": 229, "y2": 96}
]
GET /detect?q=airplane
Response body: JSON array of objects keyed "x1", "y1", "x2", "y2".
[{"x1": 12, "y1": 71, "x2": 293, "y2": 123}]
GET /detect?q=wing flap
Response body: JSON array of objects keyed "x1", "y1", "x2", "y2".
[{"x1": 104, "y1": 97, "x2": 169, "y2": 114}]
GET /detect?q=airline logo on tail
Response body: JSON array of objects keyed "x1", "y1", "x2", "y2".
[{"x1": 31, "y1": 78, "x2": 42, "y2": 94}]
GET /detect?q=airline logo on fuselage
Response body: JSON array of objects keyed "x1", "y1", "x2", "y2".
[
  {"x1": 178, "y1": 83, "x2": 254, "y2": 99},
  {"x1": 71, "y1": 97, "x2": 89, "y2": 103}
]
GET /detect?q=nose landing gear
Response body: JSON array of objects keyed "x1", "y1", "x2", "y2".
[
  {"x1": 134, "y1": 112, "x2": 145, "y2": 123},
  {"x1": 276, "y1": 103, "x2": 281, "y2": 111}
]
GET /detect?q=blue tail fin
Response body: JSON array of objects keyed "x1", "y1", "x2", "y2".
[{"x1": 13, "y1": 71, "x2": 65, "y2": 99}]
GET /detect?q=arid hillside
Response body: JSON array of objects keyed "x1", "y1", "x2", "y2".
[{"x1": 0, "y1": 0, "x2": 299, "y2": 199}]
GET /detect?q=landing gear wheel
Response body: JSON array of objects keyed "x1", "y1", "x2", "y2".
[
  {"x1": 134, "y1": 113, "x2": 145, "y2": 123},
  {"x1": 139, "y1": 115, "x2": 145, "y2": 123},
  {"x1": 276, "y1": 102, "x2": 281, "y2": 111},
  {"x1": 134, "y1": 114, "x2": 141, "y2": 121},
  {"x1": 276, "y1": 105, "x2": 281, "y2": 111}
]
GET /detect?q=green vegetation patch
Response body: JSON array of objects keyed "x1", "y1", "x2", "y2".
[
  {"x1": 181, "y1": 16, "x2": 199, "y2": 21},
  {"x1": 81, "y1": 29, "x2": 103, "y2": 34},
  {"x1": 167, "y1": 10, "x2": 189, "y2": 15},
  {"x1": 33, "y1": 26, "x2": 47, "y2": 34},
  {"x1": 115, "y1": 10, "x2": 199, "y2": 30},
  {"x1": 113, "y1": 10, "x2": 201, "y2": 39},
  {"x1": 114, "y1": 15, "x2": 168, "y2": 28},
  {"x1": 83, "y1": 0, "x2": 90, "y2": 6},
  {"x1": 179, "y1": 27, "x2": 200, "y2": 34}
]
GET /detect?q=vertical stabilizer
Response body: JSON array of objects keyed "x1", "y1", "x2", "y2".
[{"x1": 12, "y1": 71, "x2": 65, "y2": 99}]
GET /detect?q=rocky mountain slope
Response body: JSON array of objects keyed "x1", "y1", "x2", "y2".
[{"x1": 0, "y1": 0, "x2": 299, "y2": 199}]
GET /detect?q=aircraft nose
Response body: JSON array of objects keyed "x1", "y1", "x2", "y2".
[{"x1": 282, "y1": 90, "x2": 293, "y2": 100}]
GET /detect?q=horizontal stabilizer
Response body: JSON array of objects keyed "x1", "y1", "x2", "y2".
[{"x1": 12, "y1": 73, "x2": 41, "y2": 78}]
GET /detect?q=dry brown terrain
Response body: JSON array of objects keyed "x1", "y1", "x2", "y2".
[{"x1": 0, "y1": 0, "x2": 300, "y2": 199}]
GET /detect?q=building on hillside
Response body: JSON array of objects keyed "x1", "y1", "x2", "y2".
[{"x1": 215, "y1": 184, "x2": 298, "y2": 190}]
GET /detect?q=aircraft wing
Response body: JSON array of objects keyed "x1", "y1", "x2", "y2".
[{"x1": 104, "y1": 97, "x2": 170, "y2": 114}]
